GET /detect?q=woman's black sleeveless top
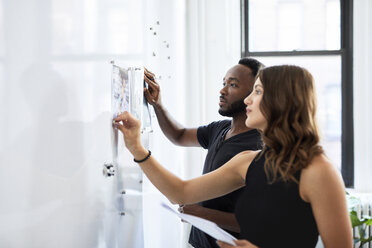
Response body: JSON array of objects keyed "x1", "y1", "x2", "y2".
[{"x1": 235, "y1": 150, "x2": 319, "y2": 248}]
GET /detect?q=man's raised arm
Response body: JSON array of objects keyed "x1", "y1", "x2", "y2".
[{"x1": 144, "y1": 67, "x2": 200, "y2": 147}]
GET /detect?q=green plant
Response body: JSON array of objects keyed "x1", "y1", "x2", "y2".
[{"x1": 347, "y1": 193, "x2": 372, "y2": 247}]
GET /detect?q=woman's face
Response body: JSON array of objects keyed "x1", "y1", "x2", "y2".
[{"x1": 244, "y1": 78, "x2": 266, "y2": 131}]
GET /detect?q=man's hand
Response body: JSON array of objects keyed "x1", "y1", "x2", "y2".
[
  {"x1": 217, "y1": 240, "x2": 258, "y2": 248},
  {"x1": 144, "y1": 67, "x2": 162, "y2": 107},
  {"x1": 178, "y1": 204, "x2": 203, "y2": 216},
  {"x1": 178, "y1": 204, "x2": 240, "y2": 233}
]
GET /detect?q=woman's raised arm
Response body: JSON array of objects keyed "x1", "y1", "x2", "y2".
[{"x1": 114, "y1": 111, "x2": 256, "y2": 204}]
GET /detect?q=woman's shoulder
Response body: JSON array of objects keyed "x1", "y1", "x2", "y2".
[
  {"x1": 302, "y1": 154, "x2": 337, "y2": 178},
  {"x1": 234, "y1": 149, "x2": 261, "y2": 161},
  {"x1": 227, "y1": 150, "x2": 261, "y2": 180},
  {"x1": 300, "y1": 154, "x2": 345, "y2": 202}
]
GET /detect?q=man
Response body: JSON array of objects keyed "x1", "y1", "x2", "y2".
[{"x1": 143, "y1": 58, "x2": 264, "y2": 248}]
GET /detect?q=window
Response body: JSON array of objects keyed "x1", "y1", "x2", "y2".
[{"x1": 241, "y1": 0, "x2": 354, "y2": 187}]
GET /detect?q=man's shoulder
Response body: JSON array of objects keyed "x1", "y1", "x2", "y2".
[{"x1": 197, "y1": 119, "x2": 231, "y2": 148}]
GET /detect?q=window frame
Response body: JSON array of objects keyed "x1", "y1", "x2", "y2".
[{"x1": 240, "y1": 0, "x2": 354, "y2": 187}]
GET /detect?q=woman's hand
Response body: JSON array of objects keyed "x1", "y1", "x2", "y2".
[
  {"x1": 217, "y1": 239, "x2": 258, "y2": 248},
  {"x1": 114, "y1": 111, "x2": 146, "y2": 157}
]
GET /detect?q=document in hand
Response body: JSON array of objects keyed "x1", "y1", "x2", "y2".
[{"x1": 161, "y1": 202, "x2": 237, "y2": 246}]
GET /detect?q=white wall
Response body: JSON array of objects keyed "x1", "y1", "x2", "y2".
[{"x1": 0, "y1": 0, "x2": 144, "y2": 247}]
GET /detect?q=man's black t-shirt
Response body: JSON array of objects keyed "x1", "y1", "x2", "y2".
[{"x1": 189, "y1": 120, "x2": 262, "y2": 248}]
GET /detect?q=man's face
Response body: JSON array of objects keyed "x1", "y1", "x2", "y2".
[{"x1": 218, "y1": 64, "x2": 254, "y2": 117}]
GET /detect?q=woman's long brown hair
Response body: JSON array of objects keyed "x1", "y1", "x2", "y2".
[{"x1": 258, "y1": 65, "x2": 324, "y2": 183}]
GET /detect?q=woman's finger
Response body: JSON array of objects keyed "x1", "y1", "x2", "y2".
[
  {"x1": 114, "y1": 111, "x2": 129, "y2": 120},
  {"x1": 114, "y1": 111, "x2": 140, "y2": 128},
  {"x1": 114, "y1": 122, "x2": 125, "y2": 132}
]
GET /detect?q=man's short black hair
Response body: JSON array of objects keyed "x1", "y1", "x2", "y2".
[{"x1": 238, "y1": 57, "x2": 264, "y2": 77}]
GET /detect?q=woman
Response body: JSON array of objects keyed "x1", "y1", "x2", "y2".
[{"x1": 114, "y1": 65, "x2": 352, "y2": 248}]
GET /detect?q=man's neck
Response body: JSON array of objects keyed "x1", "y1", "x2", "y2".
[{"x1": 225, "y1": 112, "x2": 253, "y2": 140}]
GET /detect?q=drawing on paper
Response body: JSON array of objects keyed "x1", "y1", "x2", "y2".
[
  {"x1": 111, "y1": 63, "x2": 152, "y2": 132},
  {"x1": 112, "y1": 65, "x2": 130, "y2": 118}
]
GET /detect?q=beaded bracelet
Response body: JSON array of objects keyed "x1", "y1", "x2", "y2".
[{"x1": 133, "y1": 150, "x2": 151, "y2": 163}]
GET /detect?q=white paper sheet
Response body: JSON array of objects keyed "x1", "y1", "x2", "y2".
[{"x1": 161, "y1": 202, "x2": 237, "y2": 246}]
